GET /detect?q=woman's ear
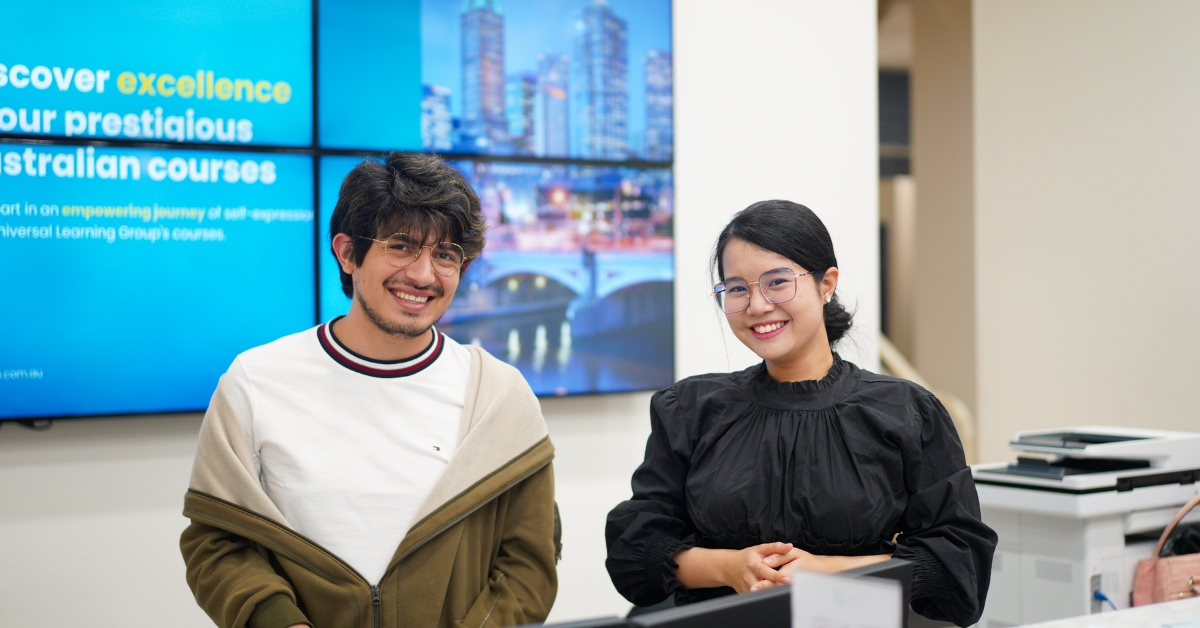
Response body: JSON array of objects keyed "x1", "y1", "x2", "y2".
[
  {"x1": 332, "y1": 233, "x2": 358, "y2": 275},
  {"x1": 820, "y1": 267, "x2": 839, "y2": 303}
]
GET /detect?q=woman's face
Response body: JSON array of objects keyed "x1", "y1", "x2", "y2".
[{"x1": 719, "y1": 238, "x2": 838, "y2": 366}]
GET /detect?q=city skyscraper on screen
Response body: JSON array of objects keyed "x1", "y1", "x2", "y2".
[
  {"x1": 572, "y1": 0, "x2": 629, "y2": 159},
  {"x1": 506, "y1": 73, "x2": 537, "y2": 155},
  {"x1": 535, "y1": 53, "x2": 570, "y2": 157},
  {"x1": 461, "y1": 0, "x2": 508, "y2": 148},
  {"x1": 643, "y1": 50, "x2": 673, "y2": 160},
  {"x1": 421, "y1": 84, "x2": 453, "y2": 151}
]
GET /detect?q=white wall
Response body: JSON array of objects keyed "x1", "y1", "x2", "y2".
[
  {"x1": 0, "y1": 414, "x2": 211, "y2": 627},
  {"x1": 972, "y1": 0, "x2": 1200, "y2": 464},
  {"x1": 0, "y1": 1, "x2": 879, "y2": 625},
  {"x1": 540, "y1": 393, "x2": 653, "y2": 622},
  {"x1": 672, "y1": 0, "x2": 880, "y2": 380}
]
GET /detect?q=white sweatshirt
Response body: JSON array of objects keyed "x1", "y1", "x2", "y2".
[{"x1": 218, "y1": 319, "x2": 470, "y2": 584}]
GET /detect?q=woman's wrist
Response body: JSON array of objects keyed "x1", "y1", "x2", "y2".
[
  {"x1": 673, "y1": 547, "x2": 735, "y2": 589},
  {"x1": 812, "y1": 553, "x2": 892, "y2": 573}
]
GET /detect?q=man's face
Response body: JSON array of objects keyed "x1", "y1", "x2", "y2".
[{"x1": 346, "y1": 234, "x2": 463, "y2": 339}]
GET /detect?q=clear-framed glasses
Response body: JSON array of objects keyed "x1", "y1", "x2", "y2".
[
  {"x1": 360, "y1": 233, "x2": 466, "y2": 277},
  {"x1": 711, "y1": 268, "x2": 819, "y2": 314}
]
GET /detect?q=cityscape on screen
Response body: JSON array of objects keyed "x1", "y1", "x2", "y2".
[{"x1": 421, "y1": 0, "x2": 673, "y2": 161}]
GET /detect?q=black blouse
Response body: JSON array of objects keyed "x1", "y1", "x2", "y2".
[{"x1": 604, "y1": 356, "x2": 997, "y2": 627}]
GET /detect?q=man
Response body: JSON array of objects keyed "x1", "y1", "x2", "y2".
[{"x1": 180, "y1": 152, "x2": 558, "y2": 628}]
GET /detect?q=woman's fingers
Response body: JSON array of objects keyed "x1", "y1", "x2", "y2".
[
  {"x1": 754, "y1": 560, "x2": 790, "y2": 584},
  {"x1": 736, "y1": 543, "x2": 797, "y2": 592},
  {"x1": 750, "y1": 577, "x2": 786, "y2": 592},
  {"x1": 755, "y1": 542, "x2": 793, "y2": 561},
  {"x1": 763, "y1": 547, "x2": 802, "y2": 567}
]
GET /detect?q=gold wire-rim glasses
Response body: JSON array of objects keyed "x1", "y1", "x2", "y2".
[
  {"x1": 710, "y1": 268, "x2": 820, "y2": 314},
  {"x1": 359, "y1": 233, "x2": 467, "y2": 277}
]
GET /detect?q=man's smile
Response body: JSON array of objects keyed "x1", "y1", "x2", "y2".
[
  {"x1": 385, "y1": 281, "x2": 443, "y2": 313},
  {"x1": 390, "y1": 288, "x2": 429, "y2": 304}
]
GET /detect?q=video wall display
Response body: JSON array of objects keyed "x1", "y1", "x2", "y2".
[
  {"x1": 1, "y1": 0, "x2": 673, "y2": 420},
  {"x1": 320, "y1": 157, "x2": 674, "y2": 396}
]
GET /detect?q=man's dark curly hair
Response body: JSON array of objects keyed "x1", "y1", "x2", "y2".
[{"x1": 329, "y1": 152, "x2": 486, "y2": 297}]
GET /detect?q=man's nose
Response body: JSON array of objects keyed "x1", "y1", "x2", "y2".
[{"x1": 404, "y1": 247, "x2": 439, "y2": 283}]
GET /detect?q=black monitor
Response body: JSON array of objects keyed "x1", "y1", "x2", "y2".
[{"x1": 628, "y1": 558, "x2": 913, "y2": 628}]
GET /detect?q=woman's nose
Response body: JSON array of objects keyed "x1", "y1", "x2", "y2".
[{"x1": 746, "y1": 286, "x2": 774, "y2": 314}]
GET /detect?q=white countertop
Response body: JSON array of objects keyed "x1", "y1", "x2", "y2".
[{"x1": 1016, "y1": 597, "x2": 1200, "y2": 628}]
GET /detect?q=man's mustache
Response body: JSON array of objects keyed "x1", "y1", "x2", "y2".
[{"x1": 385, "y1": 279, "x2": 444, "y2": 298}]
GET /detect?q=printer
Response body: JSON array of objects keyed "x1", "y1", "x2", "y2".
[{"x1": 971, "y1": 426, "x2": 1200, "y2": 628}]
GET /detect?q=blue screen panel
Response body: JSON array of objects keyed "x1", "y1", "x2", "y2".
[
  {"x1": 318, "y1": 0, "x2": 423, "y2": 150},
  {"x1": 317, "y1": 155, "x2": 373, "y2": 319},
  {"x1": 0, "y1": 143, "x2": 315, "y2": 418},
  {"x1": 318, "y1": 155, "x2": 673, "y2": 396},
  {"x1": 0, "y1": 0, "x2": 313, "y2": 147}
]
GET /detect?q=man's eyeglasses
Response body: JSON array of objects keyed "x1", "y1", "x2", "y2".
[
  {"x1": 360, "y1": 233, "x2": 466, "y2": 277},
  {"x1": 711, "y1": 268, "x2": 819, "y2": 314}
]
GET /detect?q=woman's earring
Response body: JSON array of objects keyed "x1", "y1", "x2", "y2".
[{"x1": 825, "y1": 294, "x2": 832, "y2": 304}]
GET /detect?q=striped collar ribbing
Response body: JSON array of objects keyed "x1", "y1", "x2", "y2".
[{"x1": 317, "y1": 317, "x2": 444, "y2": 378}]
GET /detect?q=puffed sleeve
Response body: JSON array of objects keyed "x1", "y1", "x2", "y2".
[
  {"x1": 892, "y1": 394, "x2": 997, "y2": 627},
  {"x1": 605, "y1": 386, "x2": 698, "y2": 607}
]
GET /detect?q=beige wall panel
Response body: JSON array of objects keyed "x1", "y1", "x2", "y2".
[
  {"x1": 973, "y1": 1, "x2": 1200, "y2": 463},
  {"x1": 881, "y1": 176, "x2": 918, "y2": 358},
  {"x1": 912, "y1": 0, "x2": 978, "y2": 426}
]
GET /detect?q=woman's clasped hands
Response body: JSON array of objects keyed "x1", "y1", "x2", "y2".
[
  {"x1": 722, "y1": 542, "x2": 797, "y2": 593},
  {"x1": 753, "y1": 545, "x2": 893, "y2": 591},
  {"x1": 750, "y1": 544, "x2": 828, "y2": 591},
  {"x1": 672, "y1": 542, "x2": 837, "y2": 594}
]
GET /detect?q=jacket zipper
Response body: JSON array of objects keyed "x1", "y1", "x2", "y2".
[
  {"x1": 371, "y1": 584, "x2": 381, "y2": 628},
  {"x1": 367, "y1": 458, "x2": 550, "y2": 628}
]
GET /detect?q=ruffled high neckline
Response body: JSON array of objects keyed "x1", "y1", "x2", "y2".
[
  {"x1": 753, "y1": 353, "x2": 846, "y2": 393},
  {"x1": 745, "y1": 354, "x2": 858, "y2": 411}
]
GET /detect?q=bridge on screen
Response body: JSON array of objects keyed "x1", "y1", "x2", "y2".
[{"x1": 472, "y1": 250, "x2": 673, "y2": 299}]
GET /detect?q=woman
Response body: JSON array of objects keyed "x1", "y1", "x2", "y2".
[{"x1": 605, "y1": 200, "x2": 996, "y2": 626}]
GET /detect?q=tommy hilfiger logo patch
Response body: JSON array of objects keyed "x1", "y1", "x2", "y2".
[{"x1": 432, "y1": 446, "x2": 441, "y2": 451}]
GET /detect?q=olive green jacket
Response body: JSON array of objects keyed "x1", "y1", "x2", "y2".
[{"x1": 180, "y1": 346, "x2": 558, "y2": 628}]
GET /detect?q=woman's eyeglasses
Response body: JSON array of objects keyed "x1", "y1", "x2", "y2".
[{"x1": 711, "y1": 268, "x2": 819, "y2": 314}]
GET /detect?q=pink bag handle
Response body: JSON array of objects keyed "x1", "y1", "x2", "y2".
[{"x1": 1153, "y1": 491, "x2": 1200, "y2": 558}]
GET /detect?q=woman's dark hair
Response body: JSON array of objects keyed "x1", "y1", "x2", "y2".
[
  {"x1": 711, "y1": 200, "x2": 853, "y2": 345},
  {"x1": 329, "y1": 152, "x2": 486, "y2": 297}
]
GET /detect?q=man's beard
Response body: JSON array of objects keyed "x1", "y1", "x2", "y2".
[{"x1": 357, "y1": 283, "x2": 442, "y2": 339}]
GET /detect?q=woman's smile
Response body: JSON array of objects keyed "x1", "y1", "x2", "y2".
[{"x1": 750, "y1": 320, "x2": 789, "y2": 339}]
